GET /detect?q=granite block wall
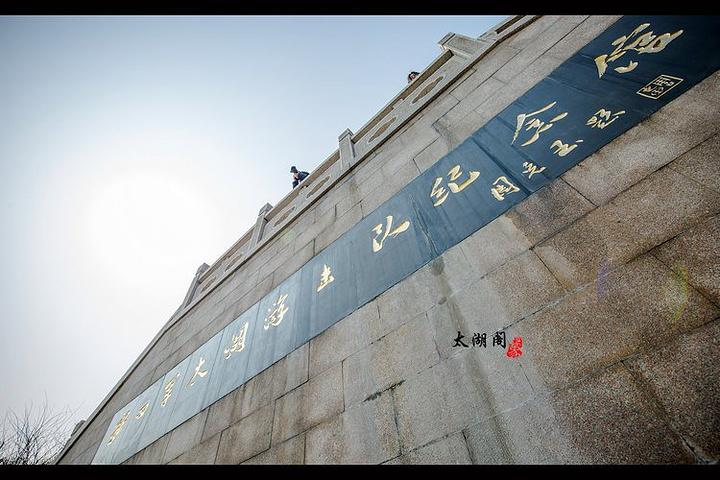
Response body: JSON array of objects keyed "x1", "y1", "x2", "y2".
[{"x1": 56, "y1": 15, "x2": 719, "y2": 465}]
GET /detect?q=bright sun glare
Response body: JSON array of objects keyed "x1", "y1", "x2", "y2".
[{"x1": 84, "y1": 169, "x2": 220, "y2": 289}]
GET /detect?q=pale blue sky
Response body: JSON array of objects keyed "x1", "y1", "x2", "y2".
[{"x1": 0, "y1": 15, "x2": 509, "y2": 429}]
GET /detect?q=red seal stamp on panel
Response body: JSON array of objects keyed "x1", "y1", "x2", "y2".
[{"x1": 506, "y1": 337, "x2": 523, "y2": 358}]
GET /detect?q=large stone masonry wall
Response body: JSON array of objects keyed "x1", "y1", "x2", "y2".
[{"x1": 57, "y1": 15, "x2": 719, "y2": 464}]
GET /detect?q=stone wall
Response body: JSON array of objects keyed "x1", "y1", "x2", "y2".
[{"x1": 56, "y1": 15, "x2": 719, "y2": 464}]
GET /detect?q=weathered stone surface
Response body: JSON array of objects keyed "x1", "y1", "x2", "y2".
[
  {"x1": 342, "y1": 313, "x2": 440, "y2": 407},
  {"x1": 424, "y1": 249, "x2": 565, "y2": 363},
  {"x1": 308, "y1": 300, "x2": 379, "y2": 378},
  {"x1": 201, "y1": 385, "x2": 244, "y2": 443},
  {"x1": 651, "y1": 213, "x2": 720, "y2": 307},
  {"x1": 550, "y1": 364, "x2": 696, "y2": 464},
  {"x1": 61, "y1": 441, "x2": 97, "y2": 466},
  {"x1": 359, "y1": 157, "x2": 421, "y2": 215},
  {"x1": 56, "y1": 16, "x2": 720, "y2": 466},
  {"x1": 440, "y1": 76, "x2": 506, "y2": 136},
  {"x1": 227, "y1": 271, "x2": 274, "y2": 320},
  {"x1": 504, "y1": 15, "x2": 557, "y2": 51},
  {"x1": 305, "y1": 389, "x2": 399, "y2": 464},
  {"x1": 68, "y1": 415, "x2": 111, "y2": 464},
  {"x1": 381, "y1": 132, "x2": 427, "y2": 179},
  {"x1": 665, "y1": 133, "x2": 720, "y2": 194},
  {"x1": 505, "y1": 178, "x2": 595, "y2": 246},
  {"x1": 239, "y1": 364, "x2": 275, "y2": 418},
  {"x1": 403, "y1": 86, "x2": 462, "y2": 140},
  {"x1": 313, "y1": 181, "x2": 341, "y2": 219},
  {"x1": 150, "y1": 351, "x2": 188, "y2": 388},
  {"x1": 315, "y1": 202, "x2": 363, "y2": 252},
  {"x1": 271, "y1": 342, "x2": 309, "y2": 400},
  {"x1": 446, "y1": 66, "x2": 490, "y2": 105},
  {"x1": 422, "y1": 247, "x2": 479, "y2": 305},
  {"x1": 222, "y1": 265, "x2": 260, "y2": 306},
  {"x1": 375, "y1": 250, "x2": 474, "y2": 338},
  {"x1": 458, "y1": 214, "x2": 533, "y2": 278},
  {"x1": 242, "y1": 433, "x2": 305, "y2": 464},
  {"x1": 495, "y1": 16, "x2": 572, "y2": 85},
  {"x1": 440, "y1": 75, "x2": 514, "y2": 147},
  {"x1": 413, "y1": 134, "x2": 452, "y2": 174},
  {"x1": 441, "y1": 249, "x2": 567, "y2": 334},
  {"x1": 518, "y1": 254, "x2": 719, "y2": 393},
  {"x1": 271, "y1": 240, "x2": 314, "y2": 289},
  {"x1": 545, "y1": 16, "x2": 619, "y2": 62},
  {"x1": 477, "y1": 60, "x2": 577, "y2": 139},
  {"x1": 271, "y1": 363, "x2": 344, "y2": 444},
  {"x1": 394, "y1": 349, "x2": 534, "y2": 452},
  {"x1": 563, "y1": 71, "x2": 720, "y2": 207},
  {"x1": 334, "y1": 180, "x2": 362, "y2": 219},
  {"x1": 537, "y1": 165, "x2": 720, "y2": 291},
  {"x1": 386, "y1": 432, "x2": 471, "y2": 464},
  {"x1": 162, "y1": 410, "x2": 207, "y2": 463},
  {"x1": 215, "y1": 403, "x2": 273, "y2": 464},
  {"x1": 133, "y1": 434, "x2": 169, "y2": 465},
  {"x1": 167, "y1": 432, "x2": 220, "y2": 465},
  {"x1": 624, "y1": 320, "x2": 720, "y2": 462},
  {"x1": 352, "y1": 151, "x2": 383, "y2": 188},
  {"x1": 289, "y1": 208, "x2": 334, "y2": 259},
  {"x1": 463, "y1": 397, "x2": 571, "y2": 464},
  {"x1": 425, "y1": 304, "x2": 467, "y2": 362}
]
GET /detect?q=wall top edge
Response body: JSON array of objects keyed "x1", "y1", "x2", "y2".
[{"x1": 55, "y1": 14, "x2": 529, "y2": 463}]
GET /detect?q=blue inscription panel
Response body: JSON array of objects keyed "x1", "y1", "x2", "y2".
[{"x1": 93, "y1": 16, "x2": 720, "y2": 463}]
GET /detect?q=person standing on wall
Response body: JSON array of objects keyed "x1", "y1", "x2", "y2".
[{"x1": 290, "y1": 166, "x2": 309, "y2": 189}]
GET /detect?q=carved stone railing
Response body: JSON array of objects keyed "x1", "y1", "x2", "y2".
[
  {"x1": 57, "y1": 15, "x2": 540, "y2": 461},
  {"x1": 174, "y1": 15, "x2": 535, "y2": 326}
]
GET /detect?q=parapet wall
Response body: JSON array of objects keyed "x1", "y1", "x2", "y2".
[{"x1": 57, "y1": 15, "x2": 720, "y2": 464}]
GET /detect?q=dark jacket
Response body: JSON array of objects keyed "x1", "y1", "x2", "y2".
[{"x1": 292, "y1": 171, "x2": 309, "y2": 189}]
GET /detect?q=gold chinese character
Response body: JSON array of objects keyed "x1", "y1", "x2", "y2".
[
  {"x1": 512, "y1": 101, "x2": 568, "y2": 147},
  {"x1": 550, "y1": 139, "x2": 583, "y2": 157},
  {"x1": 586, "y1": 109, "x2": 626, "y2": 129},
  {"x1": 161, "y1": 373, "x2": 180, "y2": 407},
  {"x1": 316, "y1": 264, "x2": 335, "y2": 292},
  {"x1": 188, "y1": 357, "x2": 208, "y2": 387},
  {"x1": 491, "y1": 176, "x2": 520, "y2": 201},
  {"x1": 135, "y1": 402, "x2": 149, "y2": 419},
  {"x1": 264, "y1": 293, "x2": 289, "y2": 330},
  {"x1": 522, "y1": 161, "x2": 546, "y2": 179},
  {"x1": 594, "y1": 23, "x2": 683, "y2": 78},
  {"x1": 372, "y1": 215, "x2": 410, "y2": 253},
  {"x1": 108, "y1": 411, "x2": 130, "y2": 445},
  {"x1": 224, "y1": 322, "x2": 249, "y2": 359},
  {"x1": 430, "y1": 165, "x2": 480, "y2": 206}
]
